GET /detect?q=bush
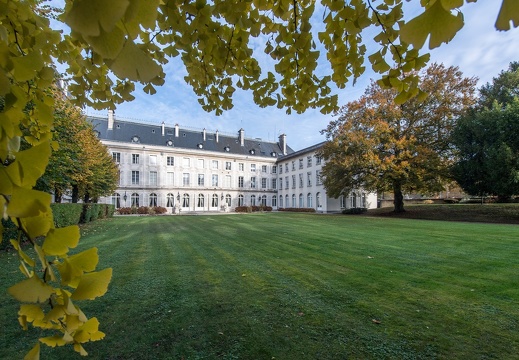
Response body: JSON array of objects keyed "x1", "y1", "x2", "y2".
[
  {"x1": 278, "y1": 208, "x2": 316, "y2": 213},
  {"x1": 51, "y1": 203, "x2": 83, "y2": 227},
  {"x1": 234, "y1": 206, "x2": 272, "y2": 213},
  {"x1": 443, "y1": 198, "x2": 460, "y2": 204},
  {"x1": 137, "y1": 206, "x2": 149, "y2": 214},
  {"x1": 154, "y1": 206, "x2": 168, "y2": 214},
  {"x1": 342, "y1": 208, "x2": 368, "y2": 215}
]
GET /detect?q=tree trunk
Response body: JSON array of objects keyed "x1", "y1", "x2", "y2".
[
  {"x1": 83, "y1": 192, "x2": 90, "y2": 204},
  {"x1": 71, "y1": 185, "x2": 79, "y2": 203},
  {"x1": 393, "y1": 183, "x2": 405, "y2": 213},
  {"x1": 54, "y1": 187, "x2": 62, "y2": 203}
]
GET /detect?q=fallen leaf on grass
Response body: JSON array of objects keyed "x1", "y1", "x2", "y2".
[{"x1": 372, "y1": 319, "x2": 381, "y2": 324}]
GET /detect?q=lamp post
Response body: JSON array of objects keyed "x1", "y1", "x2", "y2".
[{"x1": 123, "y1": 191, "x2": 127, "y2": 206}]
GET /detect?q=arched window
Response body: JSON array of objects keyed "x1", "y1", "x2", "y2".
[
  {"x1": 198, "y1": 194, "x2": 205, "y2": 208},
  {"x1": 166, "y1": 193, "x2": 175, "y2": 207},
  {"x1": 361, "y1": 193, "x2": 367, "y2": 208},
  {"x1": 212, "y1": 194, "x2": 218, "y2": 207},
  {"x1": 291, "y1": 194, "x2": 296, "y2": 207},
  {"x1": 307, "y1": 193, "x2": 312, "y2": 208},
  {"x1": 339, "y1": 195, "x2": 345, "y2": 209},
  {"x1": 112, "y1": 193, "x2": 121, "y2": 208},
  {"x1": 285, "y1": 195, "x2": 288, "y2": 207},
  {"x1": 182, "y1": 193, "x2": 190, "y2": 208},
  {"x1": 272, "y1": 195, "x2": 277, "y2": 207},
  {"x1": 261, "y1": 195, "x2": 267, "y2": 206},
  {"x1": 299, "y1": 193, "x2": 303, "y2": 208},
  {"x1": 279, "y1": 195, "x2": 283, "y2": 207},
  {"x1": 131, "y1": 193, "x2": 139, "y2": 207},
  {"x1": 225, "y1": 194, "x2": 231, "y2": 206},
  {"x1": 316, "y1": 192, "x2": 321, "y2": 208},
  {"x1": 238, "y1": 194, "x2": 244, "y2": 206},
  {"x1": 251, "y1": 195, "x2": 256, "y2": 206},
  {"x1": 350, "y1": 192, "x2": 357, "y2": 208},
  {"x1": 149, "y1": 193, "x2": 157, "y2": 207}
]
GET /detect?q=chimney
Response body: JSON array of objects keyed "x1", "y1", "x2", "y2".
[
  {"x1": 108, "y1": 109, "x2": 114, "y2": 130},
  {"x1": 161, "y1": 121, "x2": 165, "y2": 136},
  {"x1": 216, "y1": 130, "x2": 219, "y2": 143},
  {"x1": 279, "y1": 133, "x2": 287, "y2": 155},
  {"x1": 238, "y1": 128, "x2": 245, "y2": 146},
  {"x1": 203, "y1": 128, "x2": 206, "y2": 141},
  {"x1": 174, "y1": 124, "x2": 179, "y2": 137}
]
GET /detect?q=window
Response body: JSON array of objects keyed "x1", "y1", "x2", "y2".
[
  {"x1": 362, "y1": 193, "x2": 367, "y2": 208},
  {"x1": 132, "y1": 171, "x2": 140, "y2": 185},
  {"x1": 279, "y1": 164, "x2": 283, "y2": 174},
  {"x1": 299, "y1": 194, "x2": 304, "y2": 208},
  {"x1": 198, "y1": 194, "x2": 205, "y2": 208},
  {"x1": 285, "y1": 163, "x2": 289, "y2": 172},
  {"x1": 279, "y1": 195, "x2": 283, "y2": 207},
  {"x1": 316, "y1": 156, "x2": 322, "y2": 165},
  {"x1": 299, "y1": 173, "x2": 303, "y2": 188},
  {"x1": 261, "y1": 178, "x2": 267, "y2": 189},
  {"x1": 183, "y1": 173, "x2": 190, "y2": 186},
  {"x1": 272, "y1": 166, "x2": 277, "y2": 174},
  {"x1": 238, "y1": 176, "x2": 244, "y2": 188},
  {"x1": 132, "y1": 154, "x2": 139, "y2": 164},
  {"x1": 307, "y1": 172, "x2": 312, "y2": 186},
  {"x1": 239, "y1": 163, "x2": 244, "y2": 171},
  {"x1": 182, "y1": 157, "x2": 190, "y2": 167},
  {"x1": 112, "y1": 193, "x2": 121, "y2": 208},
  {"x1": 198, "y1": 174, "x2": 204, "y2": 186},
  {"x1": 250, "y1": 176, "x2": 256, "y2": 189},
  {"x1": 167, "y1": 156, "x2": 174, "y2": 166},
  {"x1": 238, "y1": 194, "x2": 244, "y2": 206},
  {"x1": 292, "y1": 194, "x2": 296, "y2": 207},
  {"x1": 167, "y1": 172, "x2": 174, "y2": 186},
  {"x1": 212, "y1": 160, "x2": 219, "y2": 169},
  {"x1": 182, "y1": 193, "x2": 190, "y2": 207},
  {"x1": 225, "y1": 194, "x2": 231, "y2": 206},
  {"x1": 225, "y1": 161, "x2": 232, "y2": 170},
  {"x1": 272, "y1": 195, "x2": 277, "y2": 207},
  {"x1": 317, "y1": 192, "x2": 322, "y2": 208},
  {"x1": 307, "y1": 156, "x2": 312, "y2": 167},
  {"x1": 307, "y1": 193, "x2": 313, "y2": 208},
  {"x1": 261, "y1": 195, "x2": 267, "y2": 206},
  {"x1": 212, "y1": 194, "x2": 219, "y2": 207},
  {"x1": 149, "y1": 171, "x2": 157, "y2": 186},
  {"x1": 262, "y1": 165, "x2": 267, "y2": 173},
  {"x1": 198, "y1": 159, "x2": 204, "y2": 168},
  {"x1": 292, "y1": 175, "x2": 296, "y2": 189},
  {"x1": 166, "y1": 193, "x2": 175, "y2": 207},
  {"x1": 272, "y1": 178, "x2": 277, "y2": 189},
  {"x1": 316, "y1": 170, "x2": 322, "y2": 185},
  {"x1": 131, "y1": 193, "x2": 139, "y2": 207},
  {"x1": 299, "y1": 158, "x2": 303, "y2": 169},
  {"x1": 340, "y1": 195, "x2": 345, "y2": 209},
  {"x1": 285, "y1": 176, "x2": 289, "y2": 189},
  {"x1": 291, "y1": 161, "x2": 295, "y2": 171},
  {"x1": 112, "y1": 152, "x2": 120, "y2": 163},
  {"x1": 285, "y1": 195, "x2": 289, "y2": 207},
  {"x1": 212, "y1": 174, "x2": 218, "y2": 187},
  {"x1": 149, "y1": 193, "x2": 157, "y2": 207},
  {"x1": 251, "y1": 164, "x2": 256, "y2": 172},
  {"x1": 350, "y1": 192, "x2": 357, "y2": 208},
  {"x1": 251, "y1": 195, "x2": 256, "y2": 206},
  {"x1": 224, "y1": 175, "x2": 231, "y2": 188},
  {"x1": 149, "y1": 155, "x2": 157, "y2": 165}
]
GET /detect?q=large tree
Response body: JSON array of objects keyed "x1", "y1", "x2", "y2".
[
  {"x1": 451, "y1": 63, "x2": 519, "y2": 201},
  {"x1": 1, "y1": 1, "x2": 518, "y2": 358},
  {"x1": 320, "y1": 63, "x2": 477, "y2": 212}
]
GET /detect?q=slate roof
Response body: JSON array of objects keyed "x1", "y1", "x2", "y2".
[{"x1": 88, "y1": 116, "x2": 294, "y2": 159}]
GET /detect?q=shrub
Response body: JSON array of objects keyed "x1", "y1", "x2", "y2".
[
  {"x1": 51, "y1": 203, "x2": 83, "y2": 228},
  {"x1": 234, "y1": 206, "x2": 273, "y2": 213},
  {"x1": 153, "y1": 206, "x2": 168, "y2": 214},
  {"x1": 342, "y1": 208, "x2": 368, "y2": 215},
  {"x1": 117, "y1": 207, "x2": 132, "y2": 215},
  {"x1": 278, "y1": 208, "x2": 316, "y2": 213},
  {"x1": 443, "y1": 198, "x2": 460, "y2": 204},
  {"x1": 137, "y1": 206, "x2": 149, "y2": 214}
]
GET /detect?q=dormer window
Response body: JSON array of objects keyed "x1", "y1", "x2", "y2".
[
  {"x1": 131, "y1": 135, "x2": 140, "y2": 143},
  {"x1": 271, "y1": 152, "x2": 277, "y2": 157},
  {"x1": 166, "y1": 140, "x2": 173, "y2": 146},
  {"x1": 197, "y1": 143, "x2": 203, "y2": 149},
  {"x1": 224, "y1": 146, "x2": 230, "y2": 152},
  {"x1": 250, "y1": 149, "x2": 255, "y2": 155}
]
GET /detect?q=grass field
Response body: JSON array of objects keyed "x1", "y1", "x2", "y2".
[{"x1": 1, "y1": 213, "x2": 518, "y2": 359}]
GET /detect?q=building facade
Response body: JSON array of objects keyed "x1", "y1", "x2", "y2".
[{"x1": 90, "y1": 112, "x2": 376, "y2": 213}]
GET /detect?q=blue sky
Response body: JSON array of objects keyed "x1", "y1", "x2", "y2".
[{"x1": 83, "y1": 2, "x2": 519, "y2": 151}]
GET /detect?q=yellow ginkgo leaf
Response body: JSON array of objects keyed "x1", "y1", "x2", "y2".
[
  {"x1": 7, "y1": 187, "x2": 51, "y2": 218},
  {"x1": 70, "y1": 268, "x2": 113, "y2": 301},
  {"x1": 495, "y1": 0, "x2": 519, "y2": 30},
  {"x1": 42, "y1": 226, "x2": 80, "y2": 256},
  {"x1": 109, "y1": 41, "x2": 161, "y2": 82},
  {"x1": 57, "y1": 248, "x2": 99, "y2": 286},
  {"x1": 39, "y1": 335, "x2": 68, "y2": 347},
  {"x1": 8, "y1": 276, "x2": 54, "y2": 303},
  {"x1": 23, "y1": 342, "x2": 40, "y2": 360},
  {"x1": 74, "y1": 317, "x2": 105, "y2": 343},
  {"x1": 64, "y1": 0, "x2": 130, "y2": 37}
]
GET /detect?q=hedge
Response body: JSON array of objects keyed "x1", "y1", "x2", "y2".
[
  {"x1": 234, "y1": 206, "x2": 273, "y2": 213},
  {"x1": 278, "y1": 208, "x2": 316, "y2": 213},
  {"x1": 116, "y1": 206, "x2": 168, "y2": 215},
  {"x1": 342, "y1": 207, "x2": 368, "y2": 214},
  {"x1": 51, "y1": 203, "x2": 83, "y2": 228}
]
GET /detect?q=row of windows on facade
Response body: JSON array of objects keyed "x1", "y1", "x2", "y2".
[
  {"x1": 114, "y1": 153, "x2": 275, "y2": 172},
  {"x1": 279, "y1": 156, "x2": 322, "y2": 174},
  {"x1": 112, "y1": 192, "x2": 366, "y2": 209},
  {"x1": 125, "y1": 171, "x2": 323, "y2": 188}
]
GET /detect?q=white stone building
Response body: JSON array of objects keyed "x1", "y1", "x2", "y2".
[{"x1": 90, "y1": 112, "x2": 377, "y2": 213}]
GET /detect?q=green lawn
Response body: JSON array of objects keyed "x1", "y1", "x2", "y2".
[{"x1": 1, "y1": 213, "x2": 518, "y2": 359}]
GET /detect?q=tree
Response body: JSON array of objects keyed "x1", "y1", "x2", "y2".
[
  {"x1": 1, "y1": 1, "x2": 517, "y2": 358},
  {"x1": 451, "y1": 63, "x2": 519, "y2": 201},
  {"x1": 320, "y1": 63, "x2": 477, "y2": 212}
]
